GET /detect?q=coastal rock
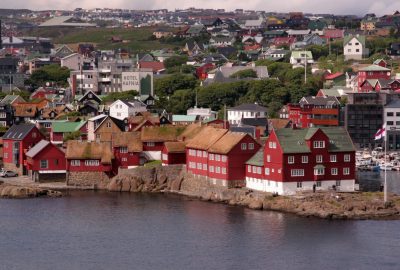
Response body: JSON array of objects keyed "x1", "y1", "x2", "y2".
[
  {"x1": 0, "y1": 185, "x2": 62, "y2": 199},
  {"x1": 248, "y1": 200, "x2": 263, "y2": 210}
]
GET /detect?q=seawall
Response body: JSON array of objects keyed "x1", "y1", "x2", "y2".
[{"x1": 104, "y1": 165, "x2": 400, "y2": 220}]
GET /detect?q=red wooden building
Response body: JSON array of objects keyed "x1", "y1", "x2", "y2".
[
  {"x1": 112, "y1": 132, "x2": 142, "y2": 170},
  {"x1": 2, "y1": 124, "x2": 44, "y2": 175},
  {"x1": 162, "y1": 142, "x2": 186, "y2": 165},
  {"x1": 66, "y1": 140, "x2": 114, "y2": 178},
  {"x1": 357, "y1": 64, "x2": 391, "y2": 92},
  {"x1": 245, "y1": 127, "x2": 356, "y2": 195},
  {"x1": 140, "y1": 126, "x2": 182, "y2": 161},
  {"x1": 288, "y1": 96, "x2": 340, "y2": 128},
  {"x1": 196, "y1": 63, "x2": 215, "y2": 80},
  {"x1": 25, "y1": 140, "x2": 66, "y2": 182},
  {"x1": 186, "y1": 127, "x2": 260, "y2": 187}
]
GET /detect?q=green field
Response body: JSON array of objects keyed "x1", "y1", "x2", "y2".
[{"x1": 23, "y1": 27, "x2": 181, "y2": 53}]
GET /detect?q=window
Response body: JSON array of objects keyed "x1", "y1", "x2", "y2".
[
  {"x1": 316, "y1": 181, "x2": 321, "y2": 187},
  {"x1": 85, "y1": 160, "x2": 99, "y2": 166},
  {"x1": 291, "y1": 169, "x2": 304, "y2": 177},
  {"x1": 241, "y1": 143, "x2": 247, "y2": 150},
  {"x1": 40, "y1": 160, "x2": 48, "y2": 169},
  {"x1": 54, "y1": 159, "x2": 59, "y2": 166},
  {"x1": 222, "y1": 168, "x2": 227, "y2": 174},
  {"x1": 330, "y1": 155, "x2": 337, "y2": 162},
  {"x1": 106, "y1": 122, "x2": 112, "y2": 128},
  {"x1": 216, "y1": 166, "x2": 221, "y2": 173},
  {"x1": 4, "y1": 153, "x2": 8, "y2": 159},
  {"x1": 216, "y1": 154, "x2": 221, "y2": 161},
  {"x1": 71, "y1": 160, "x2": 80, "y2": 166},
  {"x1": 387, "y1": 121, "x2": 394, "y2": 125},
  {"x1": 248, "y1": 166, "x2": 251, "y2": 173},
  {"x1": 202, "y1": 151, "x2": 207, "y2": 158},
  {"x1": 331, "y1": 168, "x2": 338, "y2": 175},
  {"x1": 336, "y1": 180, "x2": 341, "y2": 186},
  {"x1": 288, "y1": 156, "x2": 294, "y2": 164},
  {"x1": 197, "y1": 151, "x2": 202, "y2": 157},
  {"x1": 222, "y1": 155, "x2": 227, "y2": 162},
  {"x1": 4, "y1": 142, "x2": 8, "y2": 148},
  {"x1": 343, "y1": 167, "x2": 350, "y2": 175},
  {"x1": 265, "y1": 168, "x2": 270, "y2": 175},
  {"x1": 209, "y1": 154, "x2": 214, "y2": 160},
  {"x1": 297, "y1": 182, "x2": 302, "y2": 188},
  {"x1": 202, "y1": 164, "x2": 207, "y2": 170},
  {"x1": 257, "y1": 167, "x2": 261, "y2": 174},
  {"x1": 122, "y1": 158, "x2": 127, "y2": 162},
  {"x1": 313, "y1": 141, "x2": 325, "y2": 148},
  {"x1": 301, "y1": 156, "x2": 308, "y2": 163},
  {"x1": 197, "y1": 163, "x2": 202, "y2": 169},
  {"x1": 356, "y1": 49, "x2": 360, "y2": 52},
  {"x1": 249, "y1": 143, "x2": 254, "y2": 150},
  {"x1": 209, "y1": 166, "x2": 214, "y2": 172},
  {"x1": 266, "y1": 155, "x2": 271, "y2": 162},
  {"x1": 314, "y1": 167, "x2": 325, "y2": 175},
  {"x1": 316, "y1": 155, "x2": 323, "y2": 163},
  {"x1": 252, "y1": 166, "x2": 257, "y2": 173},
  {"x1": 146, "y1": 142, "x2": 155, "y2": 147},
  {"x1": 162, "y1": 154, "x2": 168, "y2": 161},
  {"x1": 344, "y1": 154, "x2": 351, "y2": 162},
  {"x1": 387, "y1": 112, "x2": 394, "y2": 117},
  {"x1": 120, "y1": 147, "x2": 128, "y2": 153}
]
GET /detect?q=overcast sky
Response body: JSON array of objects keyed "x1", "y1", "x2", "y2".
[{"x1": 1, "y1": 0, "x2": 400, "y2": 16}]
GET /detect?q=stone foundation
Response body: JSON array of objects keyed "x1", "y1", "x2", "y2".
[{"x1": 67, "y1": 171, "x2": 112, "y2": 189}]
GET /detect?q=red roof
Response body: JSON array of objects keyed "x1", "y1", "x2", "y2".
[
  {"x1": 324, "y1": 72, "x2": 344, "y2": 80},
  {"x1": 244, "y1": 44, "x2": 261, "y2": 51},
  {"x1": 139, "y1": 61, "x2": 165, "y2": 73},
  {"x1": 324, "y1": 29, "x2": 344, "y2": 39}
]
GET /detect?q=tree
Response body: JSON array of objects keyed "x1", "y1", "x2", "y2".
[
  {"x1": 229, "y1": 69, "x2": 258, "y2": 79},
  {"x1": 163, "y1": 56, "x2": 188, "y2": 69},
  {"x1": 64, "y1": 131, "x2": 83, "y2": 142},
  {"x1": 28, "y1": 64, "x2": 70, "y2": 87},
  {"x1": 154, "y1": 74, "x2": 198, "y2": 97},
  {"x1": 102, "y1": 90, "x2": 138, "y2": 103}
]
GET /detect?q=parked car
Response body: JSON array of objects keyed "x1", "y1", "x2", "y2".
[{"x1": 0, "y1": 170, "x2": 18, "y2": 177}]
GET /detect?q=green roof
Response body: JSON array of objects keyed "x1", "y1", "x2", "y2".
[
  {"x1": 172, "y1": 115, "x2": 197, "y2": 122},
  {"x1": 246, "y1": 149, "x2": 264, "y2": 166},
  {"x1": 52, "y1": 121, "x2": 86, "y2": 133},
  {"x1": 291, "y1": 51, "x2": 313, "y2": 59},
  {"x1": 359, "y1": 64, "x2": 390, "y2": 72},
  {"x1": 343, "y1": 35, "x2": 366, "y2": 47},
  {"x1": 275, "y1": 127, "x2": 355, "y2": 154}
]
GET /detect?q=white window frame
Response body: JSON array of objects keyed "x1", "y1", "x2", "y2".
[
  {"x1": 209, "y1": 166, "x2": 214, "y2": 172},
  {"x1": 71, "y1": 160, "x2": 80, "y2": 166},
  {"x1": 222, "y1": 168, "x2": 227, "y2": 174},
  {"x1": 146, "y1": 142, "x2": 155, "y2": 147},
  {"x1": 331, "y1": 168, "x2": 338, "y2": 175},
  {"x1": 221, "y1": 155, "x2": 227, "y2": 162},
  {"x1": 216, "y1": 154, "x2": 221, "y2": 161},
  {"x1": 297, "y1": 182, "x2": 302, "y2": 188},
  {"x1": 265, "y1": 168, "x2": 270, "y2": 175},
  {"x1": 120, "y1": 147, "x2": 128, "y2": 153},
  {"x1": 301, "y1": 156, "x2": 308, "y2": 163},
  {"x1": 209, "y1": 154, "x2": 214, "y2": 160},
  {"x1": 288, "y1": 156, "x2": 294, "y2": 164},
  {"x1": 249, "y1": 143, "x2": 254, "y2": 150},
  {"x1": 314, "y1": 168, "x2": 325, "y2": 176},
  {"x1": 216, "y1": 166, "x2": 221, "y2": 173},
  {"x1": 291, "y1": 169, "x2": 304, "y2": 177},
  {"x1": 40, "y1": 160, "x2": 48, "y2": 169},
  {"x1": 343, "y1": 167, "x2": 350, "y2": 175},
  {"x1": 313, "y1": 141, "x2": 325, "y2": 148},
  {"x1": 330, "y1": 155, "x2": 337, "y2": 162},
  {"x1": 241, "y1": 143, "x2": 247, "y2": 150},
  {"x1": 344, "y1": 154, "x2": 351, "y2": 162},
  {"x1": 247, "y1": 165, "x2": 251, "y2": 173},
  {"x1": 316, "y1": 155, "x2": 323, "y2": 163}
]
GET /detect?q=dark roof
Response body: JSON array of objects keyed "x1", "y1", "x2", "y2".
[
  {"x1": 229, "y1": 125, "x2": 256, "y2": 137},
  {"x1": 216, "y1": 46, "x2": 238, "y2": 58},
  {"x1": 241, "y1": 117, "x2": 268, "y2": 127},
  {"x1": 3, "y1": 123, "x2": 36, "y2": 140},
  {"x1": 246, "y1": 149, "x2": 264, "y2": 166},
  {"x1": 385, "y1": 99, "x2": 400, "y2": 108},
  {"x1": 228, "y1": 103, "x2": 267, "y2": 112}
]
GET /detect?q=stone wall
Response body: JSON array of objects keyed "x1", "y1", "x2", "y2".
[{"x1": 67, "y1": 171, "x2": 112, "y2": 189}]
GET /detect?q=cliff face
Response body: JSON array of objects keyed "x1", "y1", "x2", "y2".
[{"x1": 107, "y1": 165, "x2": 400, "y2": 220}]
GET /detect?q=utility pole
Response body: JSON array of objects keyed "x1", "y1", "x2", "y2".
[{"x1": 304, "y1": 51, "x2": 307, "y2": 83}]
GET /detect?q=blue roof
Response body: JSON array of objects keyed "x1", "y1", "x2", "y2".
[{"x1": 172, "y1": 115, "x2": 197, "y2": 122}]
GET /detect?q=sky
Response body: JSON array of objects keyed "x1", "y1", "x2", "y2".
[{"x1": 1, "y1": 0, "x2": 400, "y2": 16}]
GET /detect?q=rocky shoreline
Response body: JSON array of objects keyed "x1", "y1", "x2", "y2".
[
  {"x1": 108, "y1": 166, "x2": 400, "y2": 220},
  {"x1": 0, "y1": 181, "x2": 63, "y2": 199},
  {"x1": 1, "y1": 165, "x2": 399, "y2": 220}
]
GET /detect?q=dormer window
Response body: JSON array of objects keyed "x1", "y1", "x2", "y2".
[{"x1": 313, "y1": 141, "x2": 325, "y2": 148}]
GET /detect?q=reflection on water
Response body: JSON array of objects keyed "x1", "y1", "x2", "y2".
[{"x1": 0, "y1": 191, "x2": 399, "y2": 270}]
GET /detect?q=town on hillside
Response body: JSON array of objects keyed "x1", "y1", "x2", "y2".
[{"x1": 1, "y1": 7, "x2": 400, "y2": 195}]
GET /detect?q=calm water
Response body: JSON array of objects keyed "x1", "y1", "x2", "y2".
[{"x1": 0, "y1": 192, "x2": 399, "y2": 270}]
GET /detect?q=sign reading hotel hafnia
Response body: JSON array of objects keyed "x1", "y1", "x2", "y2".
[
  {"x1": 121, "y1": 72, "x2": 141, "y2": 91},
  {"x1": 121, "y1": 71, "x2": 154, "y2": 95}
]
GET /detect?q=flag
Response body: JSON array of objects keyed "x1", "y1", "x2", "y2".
[{"x1": 374, "y1": 124, "x2": 386, "y2": 140}]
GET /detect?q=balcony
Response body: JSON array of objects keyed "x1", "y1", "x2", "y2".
[
  {"x1": 99, "y1": 77, "x2": 111, "y2": 83},
  {"x1": 99, "y1": 69, "x2": 111, "y2": 73}
]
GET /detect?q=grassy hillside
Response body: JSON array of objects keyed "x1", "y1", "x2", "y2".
[{"x1": 23, "y1": 27, "x2": 181, "y2": 52}]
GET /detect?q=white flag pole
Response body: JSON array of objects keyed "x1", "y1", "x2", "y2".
[{"x1": 384, "y1": 128, "x2": 387, "y2": 203}]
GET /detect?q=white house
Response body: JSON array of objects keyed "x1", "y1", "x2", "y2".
[
  {"x1": 187, "y1": 107, "x2": 217, "y2": 121},
  {"x1": 343, "y1": 35, "x2": 369, "y2": 61},
  {"x1": 109, "y1": 99, "x2": 147, "y2": 120},
  {"x1": 227, "y1": 103, "x2": 267, "y2": 125},
  {"x1": 289, "y1": 51, "x2": 314, "y2": 66}
]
